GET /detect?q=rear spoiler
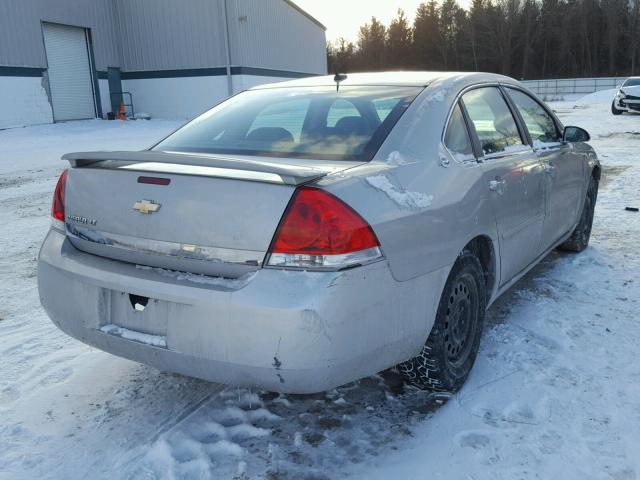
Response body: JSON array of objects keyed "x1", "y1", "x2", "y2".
[{"x1": 62, "y1": 150, "x2": 331, "y2": 186}]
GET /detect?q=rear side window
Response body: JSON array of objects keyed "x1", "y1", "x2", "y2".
[
  {"x1": 506, "y1": 88, "x2": 561, "y2": 145},
  {"x1": 154, "y1": 86, "x2": 423, "y2": 161},
  {"x1": 373, "y1": 98, "x2": 399, "y2": 121},
  {"x1": 462, "y1": 87, "x2": 525, "y2": 156},
  {"x1": 444, "y1": 103, "x2": 474, "y2": 161}
]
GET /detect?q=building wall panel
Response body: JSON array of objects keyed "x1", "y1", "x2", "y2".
[
  {"x1": 0, "y1": 76, "x2": 53, "y2": 129},
  {"x1": 228, "y1": 0, "x2": 326, "y2": 75},
  {"x1": 231, "y1": 74, "x2": 292, "y2": 93},
  {"x1": 98, "y1": 78, "x2": 111, "y2": 117},
  {"x1": 115, "y1": 0, "x2": 228, "y2": 72},
  {"x1": 122, "y1": 76, "x2": 230, "y2": 119},
  {"x1": 0, "y1": 0, "x2": 120, "y2": 71}
]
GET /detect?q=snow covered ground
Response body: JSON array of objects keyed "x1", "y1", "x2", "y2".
[{"x1": 0, "y1": 95, "x2": 639, "y2": 480}]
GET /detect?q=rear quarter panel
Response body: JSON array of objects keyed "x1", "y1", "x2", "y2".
[{"x1": 318, "y1": 75, "x2": 502, "y2": 290}]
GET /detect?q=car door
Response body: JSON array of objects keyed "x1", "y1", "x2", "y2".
[
  {"x1": 461, "y1": 86, "x2": 546, "y2": 286},
  {"x1": 504, "y1": 87, "x2": 585, "y2": 251}
]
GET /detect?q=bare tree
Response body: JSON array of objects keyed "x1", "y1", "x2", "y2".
[{"x1": 630, "y1": 0, "x2": 640, "y2": 74}]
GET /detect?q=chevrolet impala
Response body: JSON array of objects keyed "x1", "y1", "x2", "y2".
[{"x1": 38, "y1": 72, "x2": 600, "y2": 393}]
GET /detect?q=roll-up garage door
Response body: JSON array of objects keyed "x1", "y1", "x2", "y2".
[{"x1": 42, "y1": 23, "x2": 96, "y2": 121}]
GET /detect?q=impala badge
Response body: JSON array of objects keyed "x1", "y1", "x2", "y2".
[{"x1": 133, "y1": 199, "x2": 161, "y2": 214}]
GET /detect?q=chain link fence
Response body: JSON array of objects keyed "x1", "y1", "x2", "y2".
[{"x1": 521, "y1": 77, "x2": 628, "y2": 96}]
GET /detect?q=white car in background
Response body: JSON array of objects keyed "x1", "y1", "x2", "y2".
[{"x1": 612, "y1": 77, "x2": 640, "y2": 114}]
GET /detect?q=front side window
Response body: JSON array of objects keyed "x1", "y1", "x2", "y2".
[
  {"x1": 461, "y1": 87, "x2": 525, "y2": 156},
  {"x1": 506, "y1": 88, "x2": 561, "y2": 145},
  {"x1": 444, "y1": 103, "x2": 474, "y2": 161},
  {"x1": 154, "y1": 86, "x2": 422, "y2": 161}
]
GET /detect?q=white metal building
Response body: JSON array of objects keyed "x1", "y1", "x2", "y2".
[{"x1": 0, "y1": 0, "x2": 327, "y2": 129}]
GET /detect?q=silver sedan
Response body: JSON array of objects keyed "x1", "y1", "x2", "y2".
[{"x1": 38, "y1": 72, "x2": 600, "y2": 394}]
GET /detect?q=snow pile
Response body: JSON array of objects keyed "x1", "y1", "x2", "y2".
[
  {"x1": 136, "y1": 265, "x2": 256, "y2": 289},
  {"x1": 0, "y1": 118, "x2": 182, "y2": 175},
  {"x1": 386, "y1": 150, "x2": 415, "y2": 166},
  {"x1": 100, "y1": 324, "x2": 167, "y2": 348},
  {"x1": 574, "y1": 88, "x2": 617, "y2": 106},
  {"x1": 118, "y1": 376, "x2": 449, "y2": 479},
  {"x1": 366, "y1": 174, "x2": 433, "y2": 210}
]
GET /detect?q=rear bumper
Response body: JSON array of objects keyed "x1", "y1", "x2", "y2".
[{"x1": 38, "y1": 229, "x2": 448, "y2": 393}]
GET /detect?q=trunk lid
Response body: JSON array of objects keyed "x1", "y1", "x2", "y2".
[{"x1": 63, "y1": 150, "x2": 362, "y2": 278}]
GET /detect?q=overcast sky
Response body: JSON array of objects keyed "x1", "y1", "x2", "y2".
[{"x1": 293, "y1": 0, "x2": 470, "y2": 44}]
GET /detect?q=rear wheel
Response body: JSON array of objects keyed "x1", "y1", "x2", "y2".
[
  {"x1": 611, "y1": 101, "x2": 624, "y2": 115},
  {"x1": 559, "y1": 175, "x2": 598, "y2": 252},
  {"x1": 398, "y1": 252, "x2": 486, "y2": 393}
]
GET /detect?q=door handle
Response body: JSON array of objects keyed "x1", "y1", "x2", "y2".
[{"x1": 489, "y1": 178, "x2": 506, "y2": 195}]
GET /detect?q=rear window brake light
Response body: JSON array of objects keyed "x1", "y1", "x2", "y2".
[{"x1": 138, "y1": 176, "x2": 171, "y2": 186}]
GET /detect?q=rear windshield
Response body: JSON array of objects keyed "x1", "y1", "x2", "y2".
[
  {"x1": 153, "y1": 86, "x2": 423, "y2": 161},
  {"x1": 623, "y1": 78, "x2": 640, "y2": 87}
]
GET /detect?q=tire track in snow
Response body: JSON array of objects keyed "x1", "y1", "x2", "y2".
[{"x1": 114, "y1": 387, "x2": 225, "y2": 473}]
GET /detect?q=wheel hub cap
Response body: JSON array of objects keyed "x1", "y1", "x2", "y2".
[{"x1": 444, "y1": 278, "x2": 476, "y2": 365}]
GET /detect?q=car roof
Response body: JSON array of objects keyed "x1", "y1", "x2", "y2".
[{"x1": 250, "y1": 71, "x2": 518, "y2": 89}]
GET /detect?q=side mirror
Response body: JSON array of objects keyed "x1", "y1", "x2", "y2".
[{"x1": 563, "y1": 126, "x2": 590, "y2": 143}]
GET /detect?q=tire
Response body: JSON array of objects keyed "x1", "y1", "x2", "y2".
[
  {"x1": 398, "y1": 251, "x2": 486, "y2": 393},
  {"x1": 559, "y1": 175, "x2": 598, "y2": 253},
  {"x1": 611, "y1": 100, "x2": 624, "y2": 115}
]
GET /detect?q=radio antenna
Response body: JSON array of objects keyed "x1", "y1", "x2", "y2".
[{"x1": 333, "y1": 73, "x2": 347, "y2": 92}]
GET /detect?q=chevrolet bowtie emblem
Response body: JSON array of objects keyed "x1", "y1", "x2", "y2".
[{"x1": 133, "y1": 199, "x2": 161, "y2": 214}]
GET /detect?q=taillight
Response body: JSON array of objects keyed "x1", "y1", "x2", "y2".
[
  {"x1": 51, "y1": 169, "x2": 68, "y2": 225},
  {"x1": 267, "y1": 187, "x2": 382, "y2": 269}
]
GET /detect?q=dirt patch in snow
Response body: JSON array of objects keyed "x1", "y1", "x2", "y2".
[{"x1": 600, "y1": 165, "x2": 631, "y2": 188}]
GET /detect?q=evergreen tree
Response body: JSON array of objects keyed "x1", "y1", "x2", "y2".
[
  {"x1": 324, "y1": 0, "x2": 640, "y2": 79},
  {"x1": 386, "y1": 9, "x2": 413, "y2": 69},
  {"x1": 356, "y1": 17, "x2": 387, "y2": 71},
  {"x1": 413, "y1": 1, "x2": 442, "y2": 68}
]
